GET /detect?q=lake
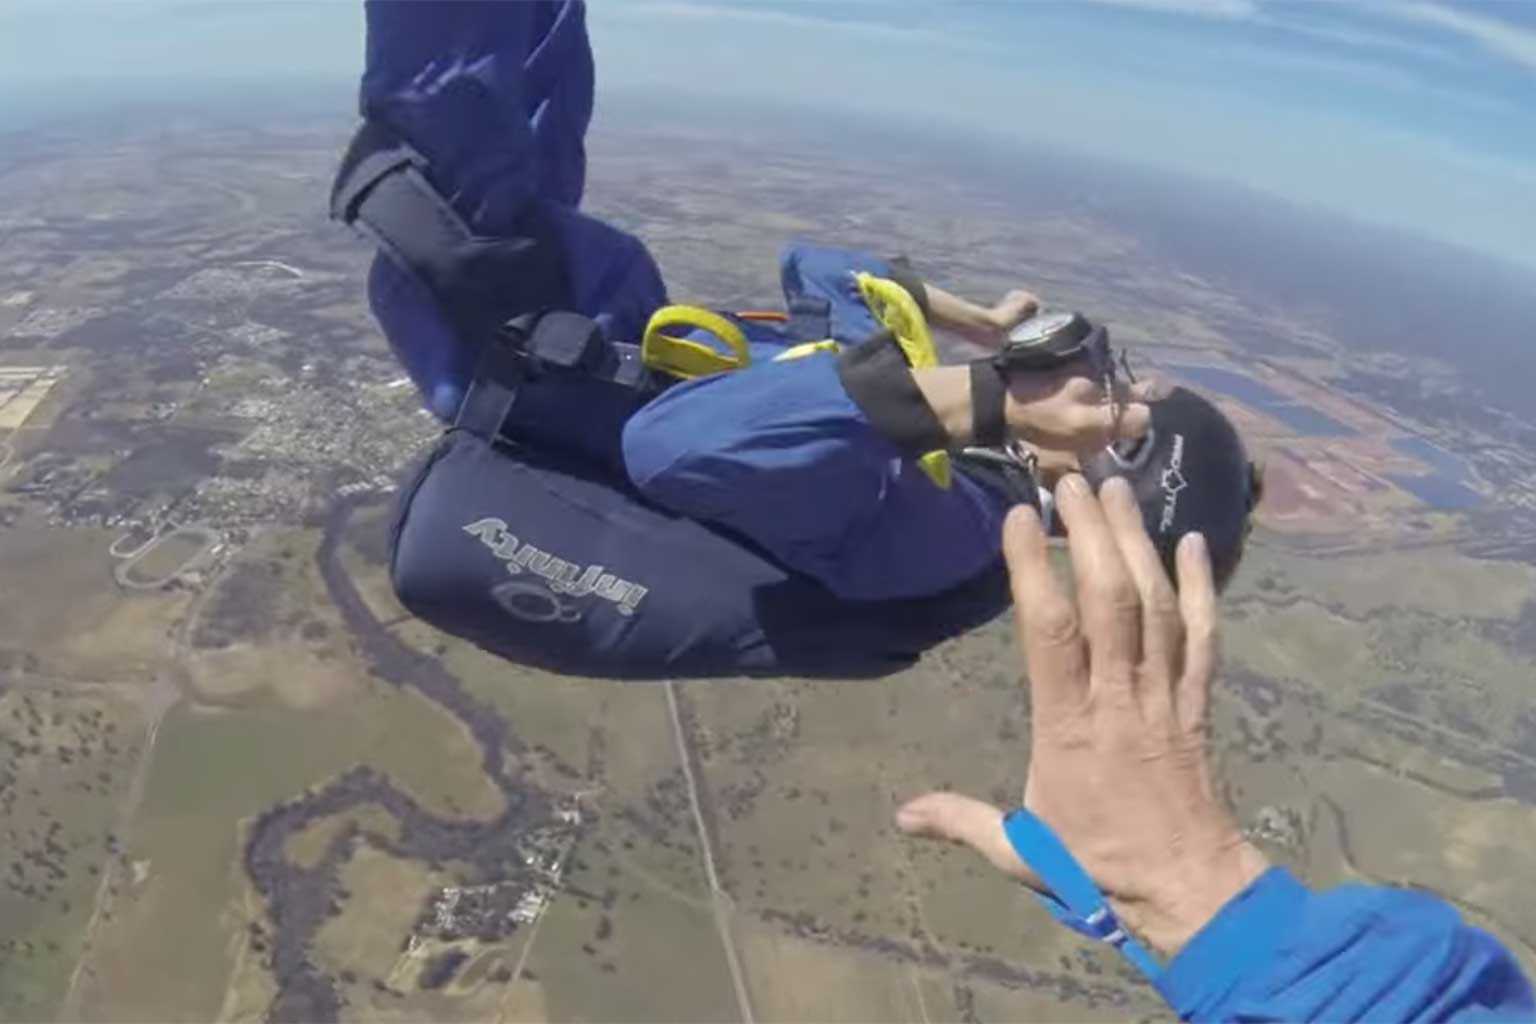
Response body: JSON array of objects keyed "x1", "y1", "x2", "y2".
[
  {"x1": 1389, "y1": 436, "x2": 1482, "y2": 511},
  {"x1": 1169, "y1": 364, "x2": 1353, "y2": 437}
]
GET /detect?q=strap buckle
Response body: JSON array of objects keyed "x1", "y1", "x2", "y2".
[{"x1": 453, "y1": 331, "x2": 529, "y2": 441}]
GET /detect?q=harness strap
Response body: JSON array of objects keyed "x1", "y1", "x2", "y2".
[
  {"x1": 330, "y1": 119, "x2": 568, "y2": 352},
  {"x1": 331, "y1": 122, "x2": 466, "y2": 286},
  {"x1": 786, "y1": 295, "x2": 832, "y2": 344},
  {"x1": 952, "y1": 444, "x2": 1042, "y2": 512},
  {"x1": 454, "y1": 349, "x2": 524, "y2": 441},
  {"x1": 332, "y1": 119, "x2": 658, "y2": 470},
  {"x1": 1002, "y1": 808, "x2": 1163, "y2": 982}
]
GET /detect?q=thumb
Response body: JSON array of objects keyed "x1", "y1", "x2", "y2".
[
  {"x1": 1112, "y1": 401, "x2": 1151, "y2": 445},
  {"x1": 1064, "y1": 376, "x2": 1151, "y2": 452},
  {"x1": 896, "y1": 792, "x2": 1045, "y2": 893},
  {"x1": 1105, "y1": 376, "x2": 1158, "y2": 445},
  {"x1": 1108, "y1": 390, "x2": 1152, "y2": 445}
]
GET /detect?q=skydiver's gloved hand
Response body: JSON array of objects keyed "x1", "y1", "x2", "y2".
[{"x1": 895, "y1": 475, "x2": 1269, "y2": 958}]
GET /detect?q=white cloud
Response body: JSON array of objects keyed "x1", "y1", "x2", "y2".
[
  {"x1": 1387, "y1": 2, "x2": 1536, "y2": 72},
  {"x1": 1079, "y1": 0, "x2": 1260, "y2": 19},
  {"x1": 621, "y1": 1, "x2": 996, "y2": 50},
  {"x1": 1255, "y1": 13, "x2": 1470, "y2": 67},
  {"x1": 1084, "y1": 0, "x2": 1532, "y2": 75},
  {"x1": 1185, "y1": 28, "x2": 1517, "y2": 115}
]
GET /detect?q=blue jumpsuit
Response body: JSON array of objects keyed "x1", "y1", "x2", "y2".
[
  {"x1": 360, "y1": 1, "x2": 1014, "y2": 680},
  {"x1": 361, "y1": 0, "x2": 1007, "y2": 604},
  {"x1": 356, "y1": 6, "x2": 1533, "y2": 1016},
  {"x1": 620, "y1": 244, "x2": 1009, "y2": 602}
]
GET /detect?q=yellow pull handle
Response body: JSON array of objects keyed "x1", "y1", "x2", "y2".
[
  {"x1": 641, "y1": 306, "x2": 751, "y2": 380},
  {"x1": 772, "y1": 339, "x2": 840, "y2": 362},
  {"x1": 855, "y1": 273, "x2": 952, "y2": 489}
]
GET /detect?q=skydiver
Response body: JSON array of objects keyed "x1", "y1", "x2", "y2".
[
  {"x1": 336, "y1": 0, "x2": 1256, "y2": 679},
  {"x1": 619, "y1": 241, "x2": 1251, "y2": 604},
  {"x1": 331, "y1": 7, "x2": 1536, "y2": 1015}
]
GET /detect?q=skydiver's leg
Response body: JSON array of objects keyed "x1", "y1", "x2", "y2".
[
  {"x1": 779, "y1": 241, "x2": 932, "y2": 344},
  {"x1": 360, "y1": 0, "x2": 667, "y2": 417},
  {"x1": 360, "y1": 0, "x2": 592, "y2": 222},
  {"x1": 622, "y1": 350, "x2": 1009, "y2": 603}
]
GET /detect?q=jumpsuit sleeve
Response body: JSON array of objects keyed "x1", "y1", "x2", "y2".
[{"x1": 1157, "y1": 867, "x2": 1535, "y2": 1022}]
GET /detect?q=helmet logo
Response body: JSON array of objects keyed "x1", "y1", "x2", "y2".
[{"x1": 1158, "y1": 434, "x2": 1187, "y2": 533}]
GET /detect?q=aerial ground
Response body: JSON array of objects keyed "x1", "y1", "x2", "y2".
[{"x1": 2, "y1": 100, "x2": 1535, "y2": 1021}]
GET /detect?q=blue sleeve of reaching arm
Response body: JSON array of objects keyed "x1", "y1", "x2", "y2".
[{"x1": 1159, "y1": 867, "x2": 1534, "y2": 1022}]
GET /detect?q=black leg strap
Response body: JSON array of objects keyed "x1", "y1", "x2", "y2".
[
  {"x1": 787, "y1": 296, "x2": 832, "y2": 343},
  {"x1": 330, "y1": 118, "x2": 569, "y2": 351}
]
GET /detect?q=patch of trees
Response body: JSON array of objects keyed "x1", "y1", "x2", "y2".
[
  {"x1": 191, "y1": 560, "x2": 287, "y2": 648},
  {"x1": 418, "y1": 949, "x2": 469, "y2": 990}
]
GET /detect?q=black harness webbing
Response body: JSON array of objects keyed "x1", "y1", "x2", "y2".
[
  {"x1": 786, "y1": 295, "x2": 833, "y2": 344},
  {"x1": 331, "y1": 120, "x2": 662, "y2": 465},
  {"x1": 330, "y1": 119, "x2": 569, "y2": 356}
]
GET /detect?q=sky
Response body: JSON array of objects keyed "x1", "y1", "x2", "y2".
[{"x1": 0, "y1": 0, "x2": 1532, "y2": 270}]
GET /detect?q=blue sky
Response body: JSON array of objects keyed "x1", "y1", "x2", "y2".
[{"x1": 1, "y1": 0, "x2": 1533, "y2": 269}]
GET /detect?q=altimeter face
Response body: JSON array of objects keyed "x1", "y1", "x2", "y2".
[{"x1": 1008, "y1": 311, "x2": 1079, "y2": 346}]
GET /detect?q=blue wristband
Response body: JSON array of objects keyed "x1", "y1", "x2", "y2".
[{"x1": 1002, "y1": 808, "x2": 1163, "y2": 982}]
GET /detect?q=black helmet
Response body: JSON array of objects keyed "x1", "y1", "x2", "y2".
[{"x1": 1080, "y1": 387, "x2": 1259, "y2": 590}]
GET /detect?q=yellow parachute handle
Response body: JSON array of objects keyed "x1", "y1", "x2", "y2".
[
  {"x1": 916, "y1": 450, "x2": 952, "y2": 489},
  {"x1": 855, "y1": 273, "x2": 940, "y2": 369},
  {"x1": 772, "y1": 339, "x2": 841, "y2": 362},
  {"x1": 641, "y1": 305, "x2": 751, "y2": 380},
  {"x1": 854, "y1": 273, "x2": 952, "y2": 489}
]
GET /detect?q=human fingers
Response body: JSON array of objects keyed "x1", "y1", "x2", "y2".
[
  {"x1": 1114, "y1": 402, "x2": 1151, "y2": 444},
  {"x1": 1002, "y1": 288, "x2": 1041, "y2": 316},
  {"x1": 895, "y1": 792, "x2": 1044, "y2": 892},
  {"x1": 1099, "y1": 476, "x2": 1183, "y2": 686},
  {"x1": 1002, "y1": 504, "x2": 1087, "y2": 716},
  {"x1": 1174, "y1": 532, "x2": 1218, "y2": 734},
  {"x1": 1054, "y1": 474, "x2": 1141, "y2": 684}
]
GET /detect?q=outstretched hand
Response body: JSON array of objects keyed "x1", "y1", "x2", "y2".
[{"x1": 896, "y1": 475, "x2": 1269, "y2": 957}]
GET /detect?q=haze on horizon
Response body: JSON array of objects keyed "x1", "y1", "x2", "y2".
[{"x1": 1, "y1": 0, "x2": 1532, "y2": 274}]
